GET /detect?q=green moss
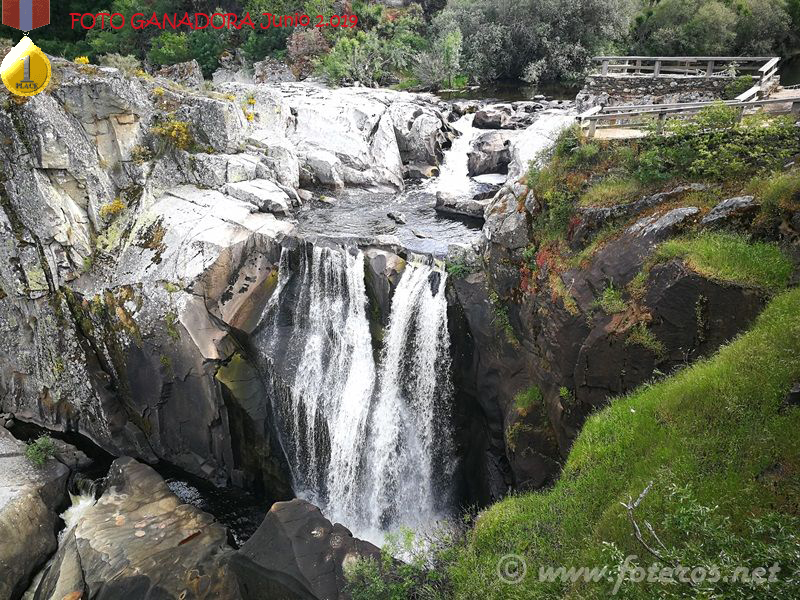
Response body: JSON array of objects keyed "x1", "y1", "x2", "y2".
[
  {"x1": 446, "y1": 260, "x2": 476, "y2": 279},
  {"x1": 449, "y1": 288, "x2": 800, "y2": 599},
  {"x1": 505, "y1": 422, "x2": 533, "y2": 454},
  {"x1": 488, "y1": 290, "x2": 519, "y2": 347},
  {"x1": 165, "y1": 311, "x2": 180, "y2": 341},
  {"x1": 654, "y1": 231, "x2": 792, "y2": 292}
]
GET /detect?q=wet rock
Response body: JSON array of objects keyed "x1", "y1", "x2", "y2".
[
  {"x1": 435, "y1": 192, "x2": 489, "y2": 220},
  {"x1": 0, "y1": 427, "x2": 69, "y2": 600},
  {"x1": 451, "y1": 100, "x2": 480, "y2": 117},
  {"x1": 405, "y1": 163, "x2": 440, "y2": 179},
  {"x1": 297, "y1": 189, "x2": 313, "y2": 202},
  {"x1": 472, "y1": 181, "x2": 502, "y2": 200},
  {"x1": 51, "y1": 439, "x2": 93, "y2": 471},
  {"x1": 364, "y1": 249, "x2": 406, "y2": 328},
  {"x1": 387, "y1": 212, "x2": 407, "y2": 224},
  {"x1": 473, "y1": 106, "x2": 513, "y2": 129},
  {"x1": 701, "y1": 195, "x2": 760, "y2": 230},
  {"x1": 467, "y1": 131, "x2": 512, "y2": 176},
  {"x1": 155, "y1": 59, "x2": 204, "y2": 88},
  {"x1": 232, "y1": 498, "x2": 381, "y2": 600},
  {"x1": 34, "y1": 457, "x2": 240, "y2": 600}
]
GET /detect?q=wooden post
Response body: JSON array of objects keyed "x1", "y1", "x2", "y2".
[
  {"x1": 791, "y1": 101, "x2": 800, "y2": 116},
  {"x1": 736, "y1": 106, "x2": 745, "y2": 123},
  {"x1": 588, "y1": 119, "x2": 597, "y2": 138},
  {"x1": 706, "y1": 60, "x2": 714, "y2": 77},
  {"x1": 653, "y1": 60, "x2": 661, "y2": 77},
  {"x1": 656, "y1": 112, "x2": 666, "y2": 133},
  {"x1": 601, "y1": 60, "x2": 609, "y2": 76},
  {"x1": 635, "y1": 59, "x2": 642, "y2": 75}
]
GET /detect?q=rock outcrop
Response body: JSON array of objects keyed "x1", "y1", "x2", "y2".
[
  {"x1": 232, "y1": 499, "x2": 381, "y2": 600},
  {"x1": 33, "y1": 457, "x2": 240, "y2": 599},
  {"x1": 0, "y1": 428, "x2": 69, "y2": 600}
]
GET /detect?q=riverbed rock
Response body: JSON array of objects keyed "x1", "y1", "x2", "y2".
[
  {"x1": 33, "y1": 457, "x2": 240, "y2": 599},
  {"x1": 467, "y1": 131, "x2": 513, "y2": 176},
  {"x1": 0, "y1": 427, "x2": 69, "y2": 600},
  {"x1": 225, "y1": 179, "x2": 293, "y2": 217},
  {"x1": 232, "y1": 498, "x2": 381, "y2": 600},
  {"x1": 435, "y1": 192, "x2": 490, "y2": 220}
]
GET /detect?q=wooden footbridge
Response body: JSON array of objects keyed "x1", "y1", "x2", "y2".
[{"x1": 578, "y1": 56, "x2": 800, "y2": 139}]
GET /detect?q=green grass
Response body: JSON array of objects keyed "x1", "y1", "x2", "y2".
[
  {"x1": 514, "y1": 386, "x2": 543, "y2": 415},
  {"x1": 594, "y1": 284, "x2": 627, "y2": 314},
  {"x1": 750, "y1": 169, "x2": 800, "y2": 228},
  {"x1": 448, "y1": 288, "x2": 800, "y2": 599},
  {"x1": 625, "y1": 322, "x2": 665, "y2": 358},
  {"x1": 579, "y1": 177, "x2": 641, "y2": 207},
  {"x1": 654, "y1": 231, "x2": 792, "y2": 292}
]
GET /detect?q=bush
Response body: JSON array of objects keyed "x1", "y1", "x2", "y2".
[
  {"x1": 288, "y1": 29, "x2": 330, "y2": 80},
  {"x1": 99, "y1": 197, "x2": 125, "y2": 219},
  {"x1": 151, "y1": 117, "x2": 193, "y2": 151},
  {"x1": 25, "y1": 436, "x2": 56, "y2": 467},
  {"x1": 147, "y1": 32, "x2": 190, "y2": 67},
  {"x1": 723, "y1": 75, "x2": 756, "y2": 99},
  {"x1": 98, "y1": 53, "x2": 141, "y2": 75},
  {"x1": 595, "y1": 284, "x2": 627, "y2": 314}
]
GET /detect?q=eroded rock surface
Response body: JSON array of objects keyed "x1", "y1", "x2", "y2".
[{"x1": 0, "y1": 428, "x2": 69, "y2": 600}]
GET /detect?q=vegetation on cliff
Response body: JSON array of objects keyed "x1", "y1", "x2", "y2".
[{"x1": 447, "y1": 286, "x2": 800, "y2": 598}]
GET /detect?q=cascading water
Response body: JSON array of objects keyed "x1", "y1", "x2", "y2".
[{"x1": 258, "y1": 245, "x2": 455, "y2": 543}]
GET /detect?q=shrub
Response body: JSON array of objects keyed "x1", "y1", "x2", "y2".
[
  {"x1": 25, "y1": 436, "x2": 56, "y2": 467},
  {"x1": 751, "y1": 169, "x2": 800, "y2": 228},
  {"x1": 288, "y1": 29, "x2": 330, "y2": 80},
  {"x1": 98, "y1": 53, "x2": 141, "y2": 75},
  {"x1": 99, "y1": 197, "x2": 125, "y2": 219},
  {"x1": 151, "y1": 117, "x2": 193, "y2": 151},
  {"x1": 723, "y1": 75, "x2": 756, "y2": 99},
  {"x1": 446, "y1": 260, "x2": 474, "y2": 278},
  {"x1": 147, "y1": 32, "x2": 190, "y2": 66},
  {"x1": 73, "y1": 56, "x2": 90, "y2": 64}
]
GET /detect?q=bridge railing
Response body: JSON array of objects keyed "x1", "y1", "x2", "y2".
[
  {"x1": 592, "y1": 56, "x2": 777, "y2": 79},
  {"x1": 578, "y1": 96, "x2": 800, "y2": 138}
]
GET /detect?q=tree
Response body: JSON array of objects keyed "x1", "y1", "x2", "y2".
[{"x1": 147, "y1": 32, "x2": 191, "y2": 66}]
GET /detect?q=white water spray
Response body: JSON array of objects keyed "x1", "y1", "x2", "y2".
[{"x1": 260, "y1": 245, "x2": 455, "y2": 542}]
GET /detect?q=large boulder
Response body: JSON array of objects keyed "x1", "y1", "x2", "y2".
[
  {"x1": 33, "y1": 457, "x2": 241, "y2": 599},
  {"x1": 0, "y1": 428, "x2": 69, "y2": 600},
  {"x1": 467, "y1": 131, "x2": 512, "y2": 176},
  {"x1": 156, "y1": 60, "x2": 205, "y2": 88},
  {"x1": 232, "y1": 499, "x2": 381, "y2": 600}
]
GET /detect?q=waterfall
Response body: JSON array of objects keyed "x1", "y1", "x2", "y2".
[{"x1": 259, "y1": 245, "x2": 455, "y2": 542}]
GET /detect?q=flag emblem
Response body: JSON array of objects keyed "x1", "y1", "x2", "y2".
[{"x1": 2, "y1": 0, "x2": 49, "y2": 31}]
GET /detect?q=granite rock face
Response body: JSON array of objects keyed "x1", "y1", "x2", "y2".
[{"x1": 0, "y1": 428, "x2": 69, "y2": 600}]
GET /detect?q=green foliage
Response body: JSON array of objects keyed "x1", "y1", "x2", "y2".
[
  {"x1": 446, "y1": 260, "x2": 474, "y2": 278},
  {"x1": 723, "y1": 75, "x2": 756, "y2": 99},
  {"x1": 595, "y1": 284, "x2": 628, "y2": 314},
  {"x1": 579, "y1": 177, "x2": 640, "y2": 207},
  {"x1": 147, "y1": 32, "x2": 191, "y2": 67},
  {"x1": 25, "y1": 436, "x2": 56, "y2": 468},
  {"x1": 750, "y1": 169, "x2": 800, "y2": 228},
  {"x1": 654, "y1": 232, "x2": 792, "y2": 291},
  {"x1": 414, "y1": 27, "x2": 463, "y2": 90},
  {"x1": 488, "y1": 290, "x2": 518, "y2": 347},
  {"x1": 514, "y1": 386, "x2": 543, "y2": 415},
  {"x1": 346, "y1": 528, "x2": 454, "y2": 600},
  {"x1": 99, "y1": 197, "x2": 125, "y2": 219},
  {"x1": 625, "y1": 322, "x2": 666, "y2": 357},
  {"x1": 448, "y1": 288, "x2": 800, "y2": 598},
  {"x1": 165, "y1": 312, "x2": 180, "y2": 341},
  {"x1": 638, "y1": 105, "x2": 799, "y2": 183}
]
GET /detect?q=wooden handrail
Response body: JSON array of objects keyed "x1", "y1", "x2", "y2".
[
  {"x1": 592, "y1": 56, "x2": 773, "y2": 62},
  {"x1": 758, "y1": 57, "x2": 780, "y2": 73},
  {"x1": 581, "y1": 96, "x2": 800, "y2": 122}
]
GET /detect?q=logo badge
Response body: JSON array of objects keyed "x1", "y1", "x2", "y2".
[
  {"x1": 1, "y1": 37, "x2": 51, "y2": 96},
  {"x1": 2, "y1": 0, "x2": 50, "y2": 31}
]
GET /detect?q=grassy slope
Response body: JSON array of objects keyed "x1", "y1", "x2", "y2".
[{"x1": 449, "y1": 288, "x2": 800, "y2": 599}]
